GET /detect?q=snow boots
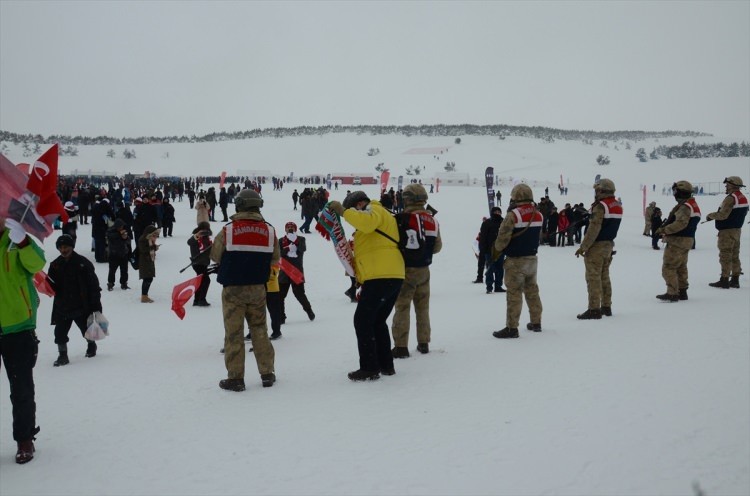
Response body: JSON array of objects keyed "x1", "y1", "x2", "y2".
[
  {"x1": 577, "y1": 308, "x2": 602, "y2": 320},
  {"x1": 85, "y1": 341, "x2": 97, "y2": 358},
  {"x1": 270, "y1": 331, "x2": 282, "y2": 340},
  {"x1": 348, "y1": 369, "x2": 380, "y2": 381},
  {"x1": 107, "y1": 283, "x2": 114, "y2": 291},
  {"x1": 15, "y1": 440, "x2": 35, "y2": 464},
  {"x1": 219, "y1": 379, "x2": 246, "y2": 392},
  {"x1": 730, "y1": 275, "x2": 740, "y2": 288},
  {"x1": 306, "y1": 309, "x2": 316, "y2": 321},
  {"x1": 416, "y1": 343, "x2": 429, "y2": 354},
  {"x1": 141, "y1": 295, "x2": 154, "y2": 303},
  {"x1": 656, "y1": 293, "x2": 679, "y2": 302},
  {"x1": 53, "y1": 344, "x2": 69, "y2": 367},
  {"x1": 526, "y1": 323, "x2": 542, "y2": 332},
  {"x1": 679, "y1": 289, "x2": 688, "y2": 301},
  {"x1": 261, "y1": 373, "x2": 276, "y2": 388},
  {"x1": 600, "y1": 306, "x2": 612, "y2": 317},
  {"x1": 492, "y1": 327, "x2": 519, "y2": 339},
  {"x1": 392, "y1": 347, "x2": 410, "y2": 359},
  {"x1": 380, "y1": 367, "x2": 396, "y2": 376},
  {"x1": 709, "y1": 277, "x2": 730, "y2": 289}
]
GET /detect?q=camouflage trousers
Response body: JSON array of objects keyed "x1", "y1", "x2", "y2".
[
  {"x1": 584, "y1": 241, "x2": 614, "y2": 309},
  {"x1": 222, "y1": 285, "x2": 275, "y2": 380},
  {"x1": 503, "y1": 256, "x2": 543, "y2": 329},
  {"x1": 662, "y1": 236, "x2": 693, "y2": 295},
  {"x1": 391, "y1": 266, "x2": 431, "y2": 347},
  {"x1": 717, "y1": 229, "x2": 742, "y2": 277}
]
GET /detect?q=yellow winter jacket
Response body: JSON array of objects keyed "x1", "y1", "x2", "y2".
[
  {"x1": 266, "y1": 263, "x2": 280, "y2": 293},
  {"x1": 343, "y1": 200, "x2": 405, "y2": 284}
]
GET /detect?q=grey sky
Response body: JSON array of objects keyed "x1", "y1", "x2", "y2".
[{"x1": 1, "y1": 0, "x2": 748, "y2": 139}]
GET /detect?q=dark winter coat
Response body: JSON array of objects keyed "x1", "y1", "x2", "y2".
[
  {"x1": 48, "y1": 251, "x2": 102, "y2": 324},
  {"x1": 278, "y1": 234, "x2": 307, "y2": 284},
  {"x1": 106, "y1": 220, "x2": 132, "y2": 260},
  {"x1": 162, "y1": 202, "x2": 176, "y2": 227},
  {"x1": 138, "y1": 225, "x2": 160, "y2": 279},
  {"x1": 479, "y1": 214, "x2": 503, "y2": 253},
  {"x1": 188, "y1": 225, "x2": 212, "y2": 267}
]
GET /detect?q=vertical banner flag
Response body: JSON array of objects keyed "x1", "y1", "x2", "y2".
[
  {"x1": 171, "y1": 274, "x2": 204, "y2": 320},
  {"x1": 484, "y1": 167, "x2": 495, "y2": 216},
  {"x1": 560, "y1": 174, "x2": 564, "y2": 187},
  {"x1": 220, "y1": 171, "x2": 227, "y2": 189},
  {"x1": 436, "y1": 178, "x2": 440, "y2": 193},
  {"x1": 397, "y1": 175, "x2": 403, "y2": 193},
  {"x1": 380, "y1": 171, "x2": 390, "y2": 194},
  {"x1": 642, "y1": 184, "x2": 647, "y2": 216}
]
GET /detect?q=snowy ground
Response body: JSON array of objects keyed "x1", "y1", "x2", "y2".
[{"x1": 1, "y1": 134, "x2": 749, "y2": 495}]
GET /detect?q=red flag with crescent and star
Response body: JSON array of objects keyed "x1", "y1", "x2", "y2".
[
  {"x1": 27, "y1": 144, "x2": 67, "y2": 224},
  {"x1": 171, "y1": 274, "x2": 204, "y2": 320}
]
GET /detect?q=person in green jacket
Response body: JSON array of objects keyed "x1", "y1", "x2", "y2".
[{"x1": 0, "y1": 216, "x2": 46, "y2": 464}]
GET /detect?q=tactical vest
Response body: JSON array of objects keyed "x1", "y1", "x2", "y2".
[
  {"x1": 716, "y1": 191, "x2": 748, "y2": 230},
  {"x1": 504, "y1": 204, "x2": 543, "y2": 257},
  {"x1": 594, "y1": 196, "x2": 623, "y2": 242},
  {"x1": 668, "y1": 198, "x2": 701, "y2": 238},
  {"x1": 217, "y1": 219, "x2": 275, "y2": 286},
  {"x1": 402, "y1": 211, "x2": 439, "y2": 268}
]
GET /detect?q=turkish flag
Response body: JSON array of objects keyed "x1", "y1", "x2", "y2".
[
  {"x1": 33, "y1": 271, "x2": 55, "y2": 297},
  {"x1": 171, "y1": 274, "x2": 203, "y2": 320},
  {"x1": 26, "y1": 144, "x2": 67, "y2": 224},
  {"x1": 0, "y1": 154, "x2": 53, "y2": 240}
]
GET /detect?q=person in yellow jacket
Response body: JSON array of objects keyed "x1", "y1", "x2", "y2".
[
  {"x1": 329, "y1": 191, "x2": 405, "y2": 381},
  {"x1": 266, "y1": 263, "x2": 282, "y2": 340}
]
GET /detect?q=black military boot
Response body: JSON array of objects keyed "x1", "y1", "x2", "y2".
[
  {"x1": 261, "y1": 373, "x2": 276, "y2": 388},
  {"x1": 526, "y1": 323, "x2": 542, "y2": 332},
  {"x1": 492, "y1": 327, "x2": 519, "y2": 339},
  {"x1": 306, "y1": 309, "x2": 315, "y2": 321},
  {"x1": 678, "y1": 289, "x2": 688, "y2": 301},
  {"x1": 709, "y1": 277, "x2": 730, "y2": 289},
  {"x1": 347, "y1": 369, "x2": 380, "y2": 381},
  {"x1": 219, "y1": 378, "x2": 246, "y2": 392},
  {"x1": 600, "y1": 306, "x2": 612, "y2": 317},
  {"x1": 577, "y1": 308, "x2": 602, "y2": 320},
  {"x1": 85, "y1": 340, "x2": 97, "y2": 358},
  {"x1": 392, "y1": 346, "x2": 410, "y2": 359},
  {"x1": 53, "y1": 344, "x2": 69, "y2": 367},
  {"x1": 729, "y1": 275, "x2": 740, "y2": 288},
  {"x1": 15, "y1": 440, "x2": 35, "y2": 464},
  {"x1": 656, "y1": 293, "x2": 679, "y2": 302},
  {"x1": 416, "y1": 343, "x2": 429, "y2": 354}
]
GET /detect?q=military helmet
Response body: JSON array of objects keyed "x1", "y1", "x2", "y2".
[
  {"x1": 724, "y1": 176, "x2": 745, "y2": 188},
  {"x1": 594, "y1": 178, "x2": 616, "y2": 194},
  {"x1": 402, "y1": 183, "x2": 428, "y2": 204},
  {"x1": 234, "y1": 189, "x2": 263, "y2": 211},
  {"x1": 672, "y1": 180, "x2": 693, "y2": 199},
  {"x1": 342, "y1": 190, "x2": 370, "y2": 209},
  {"x1": 510, "y1": 183, "x2": 533, "y2": 202}
]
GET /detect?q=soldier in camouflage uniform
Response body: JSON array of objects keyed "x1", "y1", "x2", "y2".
[
  {"x1": 492, "y1": 184, "x2": 544, "y2": 338},
  {"x1": 211, "y1": 189, "x2": 280, "y2": 391},
  {"x1": 390, "y1": 184, "x2": 442, "y2": 358},
  {"x1": 575, "y1": 179, "x2": 622, "y2": 319},
  {"x1": 644, "y1": 201, "x2": 656, "y2": 236},
  {"x1": 654, "y1": 181, "x2": 701, "y2": 302},
  {"x1": 706, "y1": 176, "x2": 748, "y2": 288}
]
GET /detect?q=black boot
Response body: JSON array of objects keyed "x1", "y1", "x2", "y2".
[
  {"x1": 492, "y1": 327, "x2": 519, "y2": 339},
  {"x1": 656, "y1": 293, "x2": 679, "y2": 302},
  {"x1": 526, "y1": 323, "x2": 542, "y2": 332},
  {"x1": 261, "y1": 373, "x2": 276, "y2": 388},
  {"x1": 306, "y1": 309, "x2": 315, "y2": 321},
  {"x1": 392, "y1": 346, "x2": 410, "y2": 359},
  {"x1": 679, "y1": 289, "x2": 688, "y2": 301},
  {"x1": 54, "y1": 344, "x2": 69, "y2": 367},
  {"x1": 577, "y1": 308, "x2": 602, "y2": 320},
  {"x1": 730, "y1": 275, "x2": 740, "y2": 288},
  {"x1": 709, "y1": 277, "x2": 730, "y2": 289},
  {"x1": 85, "y1": 340, "x2": 97, "y2": 358},
  {"x1": 600, "y1": 306, "x2": 612, "y2": 317},
  {"x1": 416, "y1": 343, "x2": 429, "y2": 354},
  {"x1": 15, "y1": 439, "x2": 35, "y2": 464},
  {"x1": 348, "y1": 369, "x2": 380, "y2": 381},
  {"x1": 270, "y1": 331, "x2": 282, "y2": 340},
  {"x1": 219, "y1": 378, "x2": 245, "y2": 391}
]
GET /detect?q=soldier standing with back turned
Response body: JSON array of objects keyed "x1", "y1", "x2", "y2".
[{"x1": 705, "y1": 176, "x2": 748, "y2": 289}]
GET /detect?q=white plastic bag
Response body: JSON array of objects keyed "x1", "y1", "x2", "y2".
[{"x1": 85, "y1": 312, "x2": 110, "y2": 341}]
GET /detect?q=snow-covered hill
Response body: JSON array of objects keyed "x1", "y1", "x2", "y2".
[{"x1": 1, "y1": 133, "x2": 749, "y2": 495}]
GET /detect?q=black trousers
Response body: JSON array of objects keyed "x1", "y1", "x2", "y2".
[
  {"x1": 108, "y1": 256, "x2": 129, "y2": 286},
  {"x1": 0, "y1": 330, "x2": 39, "y2": 441},
  {"x1": 353, "y1": 278, "x2": 403, "y2": 372},
  {"x1": 266, "y1": 291, "x2": 282, "y2": 335},
  {"x1": 192, "y1": 265, "x2": 211, "y2": 302},
  {"x1": 280, "y1": 282, "x2": 312, "y2": 317},
  {"x1": 54, "y1": 315, "x2": 89, "y2": 344}
]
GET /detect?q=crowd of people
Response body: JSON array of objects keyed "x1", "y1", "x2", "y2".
[{"x1": 1, "y1": 173, "x2": 746, "y2": 465}]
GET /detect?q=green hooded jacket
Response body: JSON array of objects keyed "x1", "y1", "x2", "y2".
[{"x1": 0, "y1": 229, "x2": 46, "y2": 335}]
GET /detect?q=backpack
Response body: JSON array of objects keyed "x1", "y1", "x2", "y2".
[{"x1": 376, "y1": 211, "x2": 438, "y2": 267}]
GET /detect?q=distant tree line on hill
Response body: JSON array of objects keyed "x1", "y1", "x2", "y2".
[
  {"x1": 0, "y1": 124, "x2": 709, "y2": 147},
  {"x1": 636, "y1": 141, "x2": 750, "y2": 161}
]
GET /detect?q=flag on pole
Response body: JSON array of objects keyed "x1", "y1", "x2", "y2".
[
  {"x1": 220, "y1": 171, "x2": 227, "y2": 188},
  {"x1": 33, "y1": 271, "x2": 55, "y2": 297},
  {"x1": 380, "y1": 171, "x2": 390, "y2": 194},
  {"x1": 0, "y1": 153, "x2": 56, "y2": 240},
  {"x1": 171, "y1": 274, "x2": 204, "y2": 320},
  {"x1": 26, "y1": 144, "x2": 68, "y2": 225}
]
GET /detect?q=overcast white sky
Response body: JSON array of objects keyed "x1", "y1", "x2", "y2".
[{"x1": 1, "y1": 0, "x2": 748, "y2": 139}]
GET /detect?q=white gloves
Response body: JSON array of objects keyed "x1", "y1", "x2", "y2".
[
  {"x1": 287, "y1": 242, "x2": 298, "y2": 258},
  {"x1": 5, "y1": 219, "x2": 27, "y2": 244}
]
